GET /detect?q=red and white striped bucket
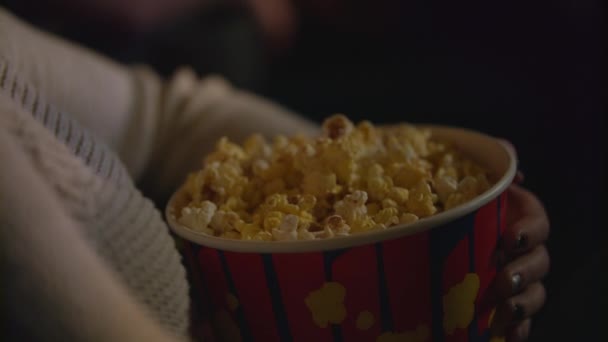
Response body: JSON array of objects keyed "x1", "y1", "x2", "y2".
[{"x1": 167, "y1": 125, "x2": 516, "y2": 342}]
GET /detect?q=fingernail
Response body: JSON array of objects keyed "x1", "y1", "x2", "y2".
[
  {"x1": 511, "y1": 273, "x2": 522, "y2": 293},
  {"x1": 515, "y1": 233, "x2": 528, "y2": 250},
  {"x1": 512, "y1": 304, "x2": 525, "y2": 321}
]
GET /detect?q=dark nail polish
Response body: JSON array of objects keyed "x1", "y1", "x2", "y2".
[
  {"x1": 515, "y1": 234, "x2": 528, "y2": 250},
  {"x1": 511, "y1": 273, "x2": 522, "y2": 293},
  {"x1": 513, "y1": 304, "x2": 525, "y2": 321}
]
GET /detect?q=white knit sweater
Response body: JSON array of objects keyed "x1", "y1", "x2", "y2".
[{"x1": 0, "y1": 8, "x2": 316, "y2": 341}]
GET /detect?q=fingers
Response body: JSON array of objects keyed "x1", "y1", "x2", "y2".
[
  {"x1": 503, "y1": 185, "x2": 550, "y2": 254},
  {"x1": 490, "y1": 319, "x2": 532, "y2": 342},
  {"x1": 491, "y1": 282, "x2": 546, "y2": 333},
  {"x1": 506, "y1": 319, "x2": 532, "y2": 342},
  {"x1": 495, "y1": 245, "x2": 550, "y2": 298}
]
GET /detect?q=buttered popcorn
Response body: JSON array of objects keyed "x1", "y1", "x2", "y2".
[{"x1": 176, "y1": 114, "x2": 492, "y2": 240}]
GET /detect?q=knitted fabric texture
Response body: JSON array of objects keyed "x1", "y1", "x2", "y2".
[{"x1": 0, "y1": 57, "x2": 191, "y2": 337}]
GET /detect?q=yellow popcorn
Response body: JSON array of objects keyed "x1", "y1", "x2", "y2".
[
  {"x1": 381, "y1": 198, "x2": 398, "y2": 209},
  {"x1": 406, "y1": 181, "x2": 438, "y2": 218},
  {"x1": 367, "y1": 176, "x2": 392, "y2": 201},
  {"x1": 389, "y1": 187, "x2": 409, "y2": 205},
  {"x1": 235, "y1": 221, "x2": 262, "y2": 240},
  {"x1": 178, "y1": 200, "x2": 217, "y2": 234},
  {"x1": 206, "y1": 161, "x2": 247, "y2": 199},
  {"x1": 366, "y1": 202, "x2": 381, "y2": 216},
  {"x1": 176, "y1": 114, "x2": 492, "y2": 240},
  {"x1": 271, "y1": 214, "x2": 299, "y2": 241},
  {"x1": 253, "y1": 231, "x2": 273, "y2": 241},
  {"x1": 263, "y1": 211, "x2": 284, "y2": 231},
  {"x1": 204, "y1": 137, "x2": 247, "y2": 166},
  {"x1": 243, "y1": 134, "x2": 271, "y2": 159},
  {"x1": 263, "y1": 178, "x2": 286, "y2": 196},
  {"x1": 322, "y1": 114, "x2": 354, "y2": 139},
  {"x1": 390, "y1": 162, "x2": 432, "y2": 189},
  {"x1": 210, "y1": 210, "x2": 241, "y2": 234},
  {"x1": 302, "y1": 171, "x2": 342, "y2": 197},
  {"x1": 322, "y1": 215, "x2": 351, "y2": 237},
  {"x1": 374, "y1": 207, "x2": 400, "y2": 226},
  {"x1": 445, "y1": 175, "x2": 491, "y2": 210},
  {"x1": 298, "y1": 194, "x2": 317, "y2": 211},
  {"x1": 334, "y1": 190, "x2": 369, "y2": 225},
  {"x1": 433, "y1": 175, "x2": 458, "y2": 204},
  {"x1": 399, "y1": 213, "x2": 419, "y2": 225},
  {"x1": 183, "y1": 171, "x2": 206, "y2": 204}
]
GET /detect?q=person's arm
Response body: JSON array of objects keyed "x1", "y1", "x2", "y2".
[
  {"x1": 0, "y1": 101, "x2": 181, "y2": 342},
  {"x1": 132, "y1": 67, "x2": 319, "y2": 202},
  {"x1": 0, "y1": 7, "x2": 134, "y2": 158},
  {"x1": 0, "y1": 7, "x2": 317, "y2": 202},
  {"x1": 0, "y1": 9, "x2": 549, "y2": 342}
]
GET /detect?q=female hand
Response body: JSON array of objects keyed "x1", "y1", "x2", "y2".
[{"x1": 491, "y1": 173, "x2": 550, "y2": 341}]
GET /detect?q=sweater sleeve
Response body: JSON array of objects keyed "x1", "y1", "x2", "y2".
[
  {"x1": 0, "y1": 100, "x2": 182, "y2": 342},
  {"x1": 131, "y1": 67, "x2": 320, "y2": 202},
  {"x1": 0, "y1": 7, "x2": 134, "y2": 164},
  {"x1": 0, "y1": 7, "x2": 319, "y2": 203}
]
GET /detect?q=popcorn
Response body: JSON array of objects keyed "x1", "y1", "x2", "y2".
[
  {"x1": 298, "y1": 228, "x2": 318, "y2": 240},
  {"x1": 205, "y1": 137, "x2": 247, "y2": 163},
  {"x1": 210, "y1": 210, "x2": 240, "y2": 234},
  {"x1": 297, "y1": 194, "x2": 317, "y2": 212},
  {"x1": 251, "y1": 159, "x2": 270, "y2": 176},
  {"x1": 322, "y1": 114, "x2": 354, "y2": 139},
  {"x1": 374, "y1": 207, "x2": 400, "y2": 226},
  {"x1": 434, "y1": 175, "x2": 458, "y2": 204},
  {"x1": 263, "y1": 211, "x2": 284, "y2": 231},
  {"x1": 235, "y1": 221, "x2": 262, "y2": 240},
  {"x1": 178, "y1": 201, "x2": 217, "y2": 234},
  {"x1": 302, "y1": 171, "x2": 341, "y2": 197},
  {"x1": 263, "y1": 178, "x2": 286, "y2": 196},
  {"x1": 445, "y1": 175, "x2": 491, "y2": 210},
  {"x1": 390, "y1": 162, "x2": 431, "y2": 189},
  {"x1": 381, "y1": 199, "x2": 398, "y2": 210},
  {"x1": 399, "y1": 213, "x2": 419, "y2": 225},
  {"x1": 406, "y1": 181, "x2": 438, "y2": 217},
  {"x1": 243, "y1": 134, "x2": 271, "y2": 159},
  {"x1": 366, "y1": 202, "x2": 381, "y2": 216},
  {"x1": 322, "y1": 215, "x2": 351, "y2": 237},
  {"x1": 272, "y1": 214, "x2": 299, "y2": 241},
  {"x1": 177, "y1": 114, "x2": 492, "y2": 240},
  {"x1": 388, "y1": 187, "x2": 409, "y2": 205},
  {"x1": 334, "y1": 191, "x2": 369, "y2": 225}
]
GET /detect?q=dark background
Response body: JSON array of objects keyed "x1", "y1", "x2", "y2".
[{"x1": 3, "y1": 0, "x2": 604, "y2": 340}]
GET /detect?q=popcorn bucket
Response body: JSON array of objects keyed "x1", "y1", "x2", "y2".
[{"x1": 167, "y1": 125, "x2": 516, "y2": 342}]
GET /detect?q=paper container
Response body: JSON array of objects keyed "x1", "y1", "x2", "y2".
[{"x1": 167, "y1": 125, "x2": 517, "y2": 342}]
